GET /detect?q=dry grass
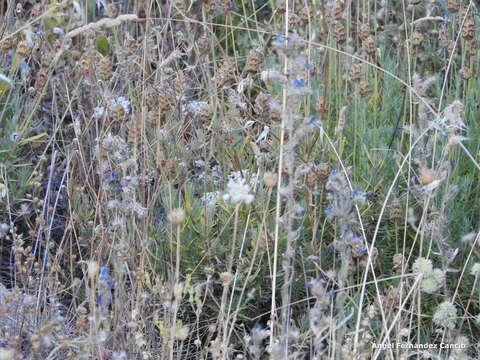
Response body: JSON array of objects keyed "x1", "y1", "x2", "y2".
[{"x1": 0, "y1": 0, "x2": 480, "y2": 359}]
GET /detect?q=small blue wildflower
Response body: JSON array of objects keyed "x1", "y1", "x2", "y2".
[
  {"x1": 292, "y1": 78, "x2": 306, "y2": 88},
  {"x1": 442, "y1": 12, "x2": 449, "y2": 25},
  {"x1": 304, "y1": 62, "x2": 313, "y2": 70},
  {"x1": 352, "y1": 189, "x2": 365, "y2": 197},
  {"x1": 99, "y1": 265, "x2": 113, "y2": 289},
  {"x1": 104, "y1": 170, "x2": 118, "y2": 182},
  {"x1": 352, "y1": 233, "x2": 363, "y2": 243},
  {"x1": 97, "y1": 265, "x2": 113, "y2": 314},
  {"x1": 115, "y1": 182, "x2": 123, "y2": 190},
  {"x1": 324, "y1": 204, "x2": 333, "y2": 216},
  {"x1": 327, "y1": 243, "x2": 335, "y2": 252},
  {"x1": 275, "y1": 33, "x2": 290, "y2": 43},
  {"x1": 307, "y1": 116, "x2": 317, "y2": 124},
  {"x1": 356, "y1": 244, "x2": 367, "y2": 255}
]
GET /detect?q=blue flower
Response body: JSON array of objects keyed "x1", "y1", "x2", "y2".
[
  {"x1": 275, "y1": 33, "x2": 290, "y2": 43},
  {"x1": 104, "y1": 170, "x2": 118, "y2": 182},
  {"x1": 97, "y1": 265, "x2": 113, "y2": 313},
  {"x1": 356, "y1": 244, "x2": 367, "y2": 255},
  {"x1": 324, "y1": 204, "x2": 333, "y2": 216},
  {"x1": 99, "y1": 265, "x2": 113, "y2": 289},
  {"x1": 292, "y1": 78, "x2": 306, "y2": 88},
  {"x1": 307, "y1": 116, "x2": 317, "y2": 124},
  {"x1": 442, "y1": 12, "x2": 449, "y2": 25}
]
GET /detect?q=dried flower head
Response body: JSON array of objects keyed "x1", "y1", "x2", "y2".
[
  {"x1": 219, "y1": 272, "x2": 232, "y2": 286},
  {"x1": 167, "y1": 208, "x2": 186, "y2": 225},
  {"x1": 433, "y1": 301, "x2": 457, "y2": 329},
  {"x1": 87, "y1": 261, "x2": 99, "y2": 281},
  {"x1": 223, "y1": 174, "x2": 255, "y2": 205},
  {"x1": 263, "y1": 171, "x2": 277, "y2": 188}
]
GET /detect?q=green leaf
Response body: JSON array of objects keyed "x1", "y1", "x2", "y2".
[{"x1": 96, "y1": 36, "x2": 110, "y2": 56}]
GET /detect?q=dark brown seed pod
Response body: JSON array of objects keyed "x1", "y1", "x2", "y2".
[
  {"x1": 349, "y1": 63, "x2": 361, "y2": 82},
  {"x1": 459, "y1": 66, "x2": 472, "y2": 80},
  {"x1": 447, "y1": 0, "x2": 459, "y2": 13},
  {"x1": 363, "y1": 36, "x2": 376, "y2": 57},
  {"x1": 333, "y1": 21, "x2": 346, "y2": 43},
  {"x1": 358, "y1": 24, "x2": 370, "y2": 41},
  {"x1": 462, "y1": 20, "x2": 476, "y2": 41},
  {"x1": 360, "y1": 81, "x2": 370, "y2": 96},
  {"x1": 79, "y1": 54, "x2": 93, "y2": 76},
  {"x1": 244, "y1": 48, "x2": 263, "y2": 72},
  {"x1": 98, "y1": 56, "x2": 112, "y2": 80},
  {"x1": 316, "y1": 95, "x2": 327, "y2": 115},
  {"x1": 34, "y1": 69, "x2": 47, "y2": 90},
  {"x1": 410, "y1": 31, "x2": 424, "y2": 47},
  {"x1": 16, "y1": 40, "x2": 31, "y2": 58}
]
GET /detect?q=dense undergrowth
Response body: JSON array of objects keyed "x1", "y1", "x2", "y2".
[{"x1": 1, "y1": 0, "x2": 480, "y2": 359}]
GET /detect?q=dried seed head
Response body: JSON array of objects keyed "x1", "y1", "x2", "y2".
[
  {"x1": 304, "y1": 170, "x2": 318, "y2": 189},
  {"x1": 35, "y1": 69, "x2": 47, "y2": 90},
  {"x1": 410, "y1": 31, "x2": 424, "y2": 47},
  {"x1": 363, "y1": 36, "x2": 376, "y2": 57},
  {"x1": 110, "y1": 104, "x2": 125, "y2": 121},
  {"x1": 0, "y1": 37, "x2": 12, "y2": 53},
  {"x1": 15, "y1": 3, "x2": 23, "y2": 19},
  {"x1": 147, "y1": 110, "x2": 161, "y2": 127},
  {"x1": 333, "y1": 22, "x2": 346, "y2": 43},
  {"x1": 447, "y1": 0, "x2": 459, "y2": 13},
  {"x1": 331, "y1": 2, "x2": 343, "y2": 19},
  {"x1": 87, "y1": 261, "x2": 99, "y2": 280},
  {"x1": 221, "y1": 0, "x2": 233, "y2": 16},
  {"x1": 219, "y1": 272, "x2": 232, "y2": 286},
  {"x1": 349, "y1": 63, "x2": 361, "y2": 82},
  {"x1": 77, "y1": 306, "x2": 88, "y2": 315},
  {"x1": 30, "y1": 3, "x2": 42, "y2": 18},
  {"x1": 466, "y1": 39, "x2": 477, "y2": 56},
  {"x1": 204, "y1": 266, "x2": 215, "y2": 277},
  {"x1": 358, "y1": 24, "x2": 370, "y2": 41},
  {"x1": 359, "y1": 81, "x2": 370, "y2": 96},
  {"x1": 167, "y1": 208, "x2": 186, "y2": 225},
  {"x1": 98, "y1": 56, "x2": 112, "y2": 80},
  {"x1": 79, "y1": 55, "x2": 93, "y2": 76},
  {"x1": 288, "y1": 13, "x2": 301, "y2": 29},
  {"x1": 388, "y1": 198, "x2": 403, "y2": 223},
  {"x1": 418, "y1": 167, "x2": 436, "y2": 185},
  {"x1": 392, "y1": 253, "x2": 405, "y2": 273},
  {"x1": 316, "y1": 95, "x2": 327, "y2": 115},
  {"x1": 105, "y1": 3, "x2": 119, "y2": 17},
  {"x1": 244, "y1": 48, "x2": 263, "y2": 72},
  {"x1": 263, "y1": 171, "x2": 277, "y2": 188},
  {"x1": 316, "y1": 163, "x2": 330, "y2": 183},
  {"x1": 215, "y1": 57, "x2": 236, "y2": 87},
  {"x1": 70, "y1": 50, "x2": 81, "y2": 61},
  {"x1": 460, "y1": 66, "x2": 472, "y2": 80},
  {"x1": 174, "y1": 0, "x2": 186, "y2": 12},
  {"x1": 299, "y1": 6, "x2": 311, "y2": 24},
  {"x1": 159, "y1": 89, "x2": 173, "y2": 109},
  {"x1": 462, "y1": 20, "x2": 476, "y2": 41},
  {"x1": 16, "y1": 40, "x2": 31, "y2": 58}
]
